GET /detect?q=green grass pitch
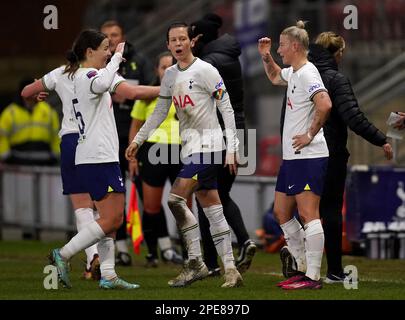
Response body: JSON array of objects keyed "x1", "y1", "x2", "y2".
[{"x1": 0, "y1": 240, "x2": 404, "y2": 300}]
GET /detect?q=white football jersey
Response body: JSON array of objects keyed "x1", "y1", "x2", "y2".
[
  {"x1": 280, "y1": 62, "x2": 329, "y2": 160},
  {"x1": 73, "y1": 67, "x2": 125, "y2": 165},
  {"x1": 160, "y1": 58, "x2": 227, "y2": 157},
  {"x1": 42, "y1": 66, "x2": 78, "y2": 137}
]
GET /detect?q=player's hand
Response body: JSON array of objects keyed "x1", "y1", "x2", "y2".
[
  {"x1": 292, "y1": 132, "x2": 313, "y2": 152},
  {"x1": 128, "y1": 159, "x2": 139, "y2": 180},
  {"x1": 258, "y1": 37, "x2": 272, "y2": 58},
  {"x1": 115, "y1": 42, "x2": 126, "y2": 62},
  {"x1": 225, "y1": 152, "x2": 239, "y2": 175},
  {"x1": 393, "y1": 112, "x2": 405, "y2": 130},
  {"x1": 125, "y1": 142, "x2": 138, "y2": 161},
  {"x1": 36, "y1": 92, "x2": 49, "y2": 101},
  {"x1": 382, "y1": 143, "x2": 393, "y2": 160}
]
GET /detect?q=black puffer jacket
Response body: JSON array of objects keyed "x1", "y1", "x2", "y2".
[
  {"x1": 199, "y1": 34, "x2": 245, "y2": 129},
  {"x1": 308, "y1": 43, "x2": 387, "y2": 157}
]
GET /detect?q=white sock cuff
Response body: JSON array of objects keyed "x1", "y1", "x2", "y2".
[
  {"x1": 168, "y1": 193, "x2": 186, "y2": 203},
  {"x1": 202, "y1": 204, "x2": 223, "y2": 217},
  {"x1": 304, "y1": 219, "x2": 323, "y2": 237},
  {"x1": 280, "y1": 217, "x2": 302, "y2": 235},
  {"x1": 75, "y1": 208, "x2": 95, "y2": 231}
]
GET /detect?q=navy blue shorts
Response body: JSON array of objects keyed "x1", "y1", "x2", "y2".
[
  {"x1": 60, "y1": 133, "x2": 88, "y2": 195},
  {"x1": 76, "y1": 162, "x2": 126, "y2": 201},
  {"x1": 177, "y1": 152, "x2": 222, "y2": 190},
  {"x1": 275, "y1": 157, "x2": 328, "y2": 196}
]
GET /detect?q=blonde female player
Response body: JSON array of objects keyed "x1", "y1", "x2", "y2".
[
  {"x1": 41, "y1": 29, "x2": 158, "y2": 289},
  {"x1": 126, "y1": 22, "x2": 243, "y2": 288},
  {"x1": 258, "y1": 21, "x2": 332, "y2": 290}
]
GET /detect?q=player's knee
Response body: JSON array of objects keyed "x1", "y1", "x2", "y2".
[
  {"x1": 168, "y1": 193, "x2": 187, "y2": 222},
  {"x1": 144, "y1": 202, "x2": 162, "y2": 214},
  {"x1": 111, "y1": 211, "x2": 124, "y2": 230}
]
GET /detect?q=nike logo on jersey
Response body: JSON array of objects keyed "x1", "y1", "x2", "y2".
[
  {"x1": 288, "y1": 185, "x2": 295, "y2": 190},
  {"x1": 173, "y1": 95, "x2": 195, "y2": 109}
]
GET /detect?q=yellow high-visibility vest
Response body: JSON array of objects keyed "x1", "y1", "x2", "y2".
[{"x1": 0, "y1": 101, "x2": 60, "y2": 164}]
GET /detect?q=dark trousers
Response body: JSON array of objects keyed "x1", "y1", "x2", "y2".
[
  {"x1": 197, "y1": 162, "x2": 250, "y2": 270},
  {"x1": 319, "y1": 154, "x2": 349, "y2": 275},
  {"x1": 116, "y1": 140, "x2": 129, "y2": 242}
]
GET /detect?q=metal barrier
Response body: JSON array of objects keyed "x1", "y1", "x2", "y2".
[
  {"x1": 0, "y1": 165, "x2": 74, "y2": 240},
  {"x1": 0, "y1": 165, "x2": 277, "y2": 241}
]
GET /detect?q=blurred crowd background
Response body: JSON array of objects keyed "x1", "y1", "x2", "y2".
[{"x1": 1, "y1": 0, "x2": 404, "y2": 171}]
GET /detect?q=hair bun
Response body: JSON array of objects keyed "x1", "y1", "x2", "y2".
[
  {"x1": 66, "y1": 50, "x2": 78, "y2": 63},
  {"x1": 296, "y1": 20, "x2": 306, "y2": 29}
]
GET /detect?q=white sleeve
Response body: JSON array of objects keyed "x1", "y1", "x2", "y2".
[
  {"x1": 42, "y1": 67, "x2": 62, "y2": 91},
  {"x1": 300, "y1": 66, "x2": 327, "y2": 100},
  {"x1": 110, "y1": 74, "x2": 126, "y2": 93},
  {"x1": 202, "y1": 65, "x2": 224, "y2": 94},
  {"x1": 216, "y1": 91, "x2": 239, "y2": 153},
  {"x1": 205, "y1": 65, "x2": 239, "y2": 153},
  {"x1": 133, "y1": 97, "x2": 171, "y2": 146},
  {"x1": 90, "y1": 52, "x2": 123, "y2": 94},
  {"x1": 159, "y1": 69, "x2": 173, "y2": 98},
  {"x1": 280, "y1": 67, "x2": 291, "y2": 83}
]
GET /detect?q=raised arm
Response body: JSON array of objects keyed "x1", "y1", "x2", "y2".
[
  {"x1": 258, "y1": 37, "x2": 287, "y2": 86},
  {"x1": 90, "y1": 42, "x2": 125, "y2": 94}
]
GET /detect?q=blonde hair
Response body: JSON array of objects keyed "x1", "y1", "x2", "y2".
[
  {"x1": 315, "y1": 31, "x2": 345, "y2": 55},
  {"x1": 281, "y1": 20, "x2": 309, "y2": 52}
]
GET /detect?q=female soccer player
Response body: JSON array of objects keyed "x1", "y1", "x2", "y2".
[
  {"x1": 258, "y1": 21, "x2": 332, "y2": 290},
  {"x1": 21, "y1": 63, "x2": 101, "y2": 281},
  {"x1": 128, "y1": 51, "x2": 184, "y2": 267},
  {"x1": 29, "y1": 29, "x2": 158, "y2": 289},
  {"x1": 126, "y1": 22, "x2": 243, "y2": 288}
]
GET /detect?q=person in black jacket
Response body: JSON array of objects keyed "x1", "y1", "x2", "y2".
[
  {"x1": 281, "y1": 31, "x2": 393, "y2": 283},
  {"x1": 190, "y1": 13, "x2": 256, "y2": 276},
  {"x1": 101, "y1": 20, "x2": 154, "y2": 266}
]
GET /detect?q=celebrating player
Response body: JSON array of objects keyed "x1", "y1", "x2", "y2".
[
  {"x1": 41, "y1": 29, "x2": 158, "y2": 289},
  {"x1": 258, "y1": 21, "x2": 332, "y2": 289},
  {"x1": 126, "y1": 22, "x2": 243, "y2": 288}
]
